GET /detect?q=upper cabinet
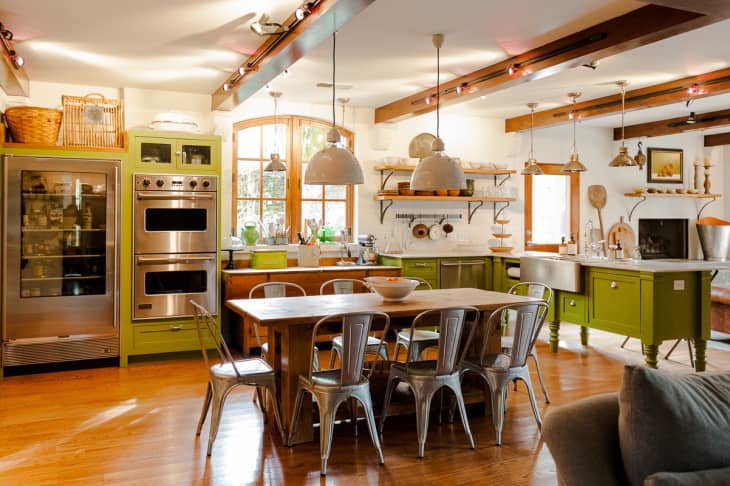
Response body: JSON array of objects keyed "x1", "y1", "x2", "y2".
[{"x1": 129, "y1": 130, "x2": 220, "y2": 173}]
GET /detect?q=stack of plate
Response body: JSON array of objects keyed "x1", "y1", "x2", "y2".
[{"x1": 489, "y1": 219, "x2": 513, "y2": 252}]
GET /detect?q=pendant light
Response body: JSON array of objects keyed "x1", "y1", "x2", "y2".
[
  {"x1": 338, "y1": 97, "x2": 351, "y2": 150},
  {"x1": 304, "y1": 32, "x2": 363, "y2": 185},
  {"x1": 561, "y1": 92, "x2": 587, "y2": 172},
  {"x1": 410, "y1": 33, "x2": 465, "y2": 191},
  {"x1": 264, "y1": 91, "x2": 287, "y2": 172},
  {"x1": 521, "y1": 103, "x2": 543, "y2": 175},
  {"x1": 609, "y1": 80, "x2": 637, "y2": 167}
]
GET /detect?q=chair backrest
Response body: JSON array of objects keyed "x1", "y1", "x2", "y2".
[
  {"x1": 319, "y1": 278, "x2": 369, "y2": 295},
  {"x1": 508, "y1": 281, "x2": 553, "y2": 305},
  {"x1": 406, "y1": 306, "x2": 480, "y2": 375},
  {"x1": 469, "y1": 302, "x2": 549, "y2": 369},
  {"x1": 309, "y1": 311, "x2": 391, "y2": 385},
  {"x1": 249, "y1": 281, "x2": 307, "y2": 299},
  {"x1": 408, "y1": 276, "x2": 433, "y2": 291},
  {"x1": 190, "y1": 300, "x2": 241, "y2": 379}
]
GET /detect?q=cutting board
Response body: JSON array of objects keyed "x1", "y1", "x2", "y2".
[{"x1": 607, "y1": 216, "x2": 636, "y2": 257}]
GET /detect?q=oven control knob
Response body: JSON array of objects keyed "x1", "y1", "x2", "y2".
[
  {"x1": 156, "y1": 179, "x2": 165, "y2": 187},
  {"x1": 142, "y1": 178, "x2": 151, "y2": 187},
  {"x1": 189, "y1": 180, "x2": 198, "y2": 188},
  {"x1": 202, "y1": 180, "x2": 210, "y2": 188}
]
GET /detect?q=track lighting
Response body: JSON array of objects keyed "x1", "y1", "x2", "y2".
[
  {"x1": 687, "y1": 83, "x2": 705, "y2": 96},
  {"x1": 250, "y1": 14, "x2": 289, "y2": 36},
  {"x1": 295, "y1": 2, "x2": 316, "y2": 20},
  {"x1": 0, "y1": 22, "x2": 23, "y2": 70},
  {"x1": 507, "y1": 64, "x2": 521, "y2": 76}
]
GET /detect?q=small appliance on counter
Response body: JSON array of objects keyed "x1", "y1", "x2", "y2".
[{"x1": 357, "y1": 234, "x2": 378, "y2": 265}]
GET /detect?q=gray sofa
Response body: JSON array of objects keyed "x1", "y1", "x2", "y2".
[{"x1": 542, "y1": 365, "x2": 730, "y2": 486}]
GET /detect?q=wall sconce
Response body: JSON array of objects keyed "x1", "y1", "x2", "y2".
[{"x1": 0, "y1": 22, "x2": 24, "y2": 69}]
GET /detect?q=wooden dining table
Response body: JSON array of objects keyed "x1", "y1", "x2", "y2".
[{"x1": 226, "y1": 287, "x2": 536, "y2": 444}]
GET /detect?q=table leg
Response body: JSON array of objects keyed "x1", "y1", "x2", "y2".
[
  {"x1": 549, "y1": 320, "x2": 560, "y2": 353},
  {"x1": 278, "y1": 324, "x2": 314, "y2": 445},
  {"x1": 580, "y1": 326, "x2": 589, "y2": 346},
  {"x1": 643, "y1": 343, "x2": 659, "y2": 369},
  {"x1": 694, "y1": 338, "x2": 706, "y2": 372}
]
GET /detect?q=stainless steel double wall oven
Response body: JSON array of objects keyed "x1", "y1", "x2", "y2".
[{"x1": 133, "y1": 173, "x2": 218, "y2": 319}]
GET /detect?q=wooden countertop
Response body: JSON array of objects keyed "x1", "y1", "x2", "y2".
[{"x1": 222, "y1": 265, "x2": 400, "y2": 275}]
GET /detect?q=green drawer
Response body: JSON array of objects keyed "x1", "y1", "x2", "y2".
[
  {"x1": 590, "y1": 273, "x2": 641, "y2": 335},
  {"x1": 131, "y1": 320, "x2": 205, "y2": 355},
  {"x1": 402, "y1": 259, "x2": 439, "y2": 278},
  {"x1": 559, "y1": 291, "x2": 586, "y2": 325}
]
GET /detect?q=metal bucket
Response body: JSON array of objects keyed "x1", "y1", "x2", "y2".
[{"x1": 696, "y1": 217, "x2": 730, "y2": 261}]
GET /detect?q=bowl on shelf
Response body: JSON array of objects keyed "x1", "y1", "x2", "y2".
[
  {"x1": 364, "y1": 277, "x2": 420, "y2": 302},
  {"x1": 488, "y1": 246, "x2": 514, "y2": 253},
  {"x1": 399, "y1": 189, "x2": 415, "y2": 196},
  {"x1": 495, "y1": 219, "x2": 510, "y2": 225},
  {"x1": 459, "y1": 189, "x2": 474, "y2": 197},
  {"x1": 415, "y1": 190, "x2": 434, "y2": 196},
  {"x1": 435, "y1": 189, "x2": 448, "y2": 196},
  {"x1": 447, "y1": 189, "x2": 461, "y2": 196}
]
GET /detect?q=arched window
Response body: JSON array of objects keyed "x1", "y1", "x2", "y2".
[{"x1": 233, "y1": 115, "x2": 355, "y2": 242}]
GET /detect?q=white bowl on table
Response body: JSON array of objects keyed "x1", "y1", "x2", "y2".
[{"x1": 364, "y1": 277, "x2": 420, "y2": 302}]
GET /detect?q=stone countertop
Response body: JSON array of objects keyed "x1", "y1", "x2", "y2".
[
  {"x1": 222, "y1": 265, "x2": 401, "y2": 275},
  {"x1": 520, "y1": 253, "x2": 730, "y2": 273}
]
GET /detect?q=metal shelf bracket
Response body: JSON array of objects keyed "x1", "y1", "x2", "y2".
[
  {"x1": 627, "y1": 196, "x2": 647, "y2": 222},
  {"x1": 495, "y1": 173, "x2": 512, "y2": 187},
  {"x1": 379, "y1": 199, "x2": 394, "y2": 224},
  {"x1": 379, "y1": 169, "x2": 395, "y2": 191},
  {"x1": 493, "y1": 201, "x2": 510, "y2": 224},
  {"x1": 697, "y1": 196, "x2": 719, "y2": 219},
  {"x1": 467, "y1": 200, "x2": 484, "y2": 224}
]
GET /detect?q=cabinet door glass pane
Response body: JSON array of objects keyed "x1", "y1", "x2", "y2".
[
  {"x1": 237, "y1": 127, "x2": 260, "y2": 158},
  {"x1": 140, "y1": 142, "x2": 172, "y2": 164},
  {"x1": 21, "y1": 170, "x2": 107, "y2": 298},
  {"x1": 237, "y1": 160, "x2": 261, "y2": 198},
  {"x1": 531, "y1": 175, "x2": 570, "y2": 244},
  {"x1": 181, "y1": 144, "x2": 211, "y2": 165}
]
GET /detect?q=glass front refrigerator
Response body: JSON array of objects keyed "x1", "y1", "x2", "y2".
[{"x1": 2, "y1": 155, "x2": 119, "y2": 367}]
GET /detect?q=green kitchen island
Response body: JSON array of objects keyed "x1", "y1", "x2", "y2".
[{"x1": 521, "y1": 255, "x2": 730, "y2": 372}]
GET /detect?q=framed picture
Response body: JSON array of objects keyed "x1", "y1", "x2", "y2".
[{"x1": 647, "y1": 148, "x2": 683, "y2": 184}]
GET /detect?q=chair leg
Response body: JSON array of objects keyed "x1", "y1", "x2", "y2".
[
  {"x1": 196, "y1": 382, "x2": 212, "y2": 436},
  {"x1": 392, "y1": 340, "x2": 403, "y2": 361},
  {"x1": 255, "y1": 386, "x2": 269, "y2": 423},
  {"x1": 206, "y1": 380, "x2": 232, "y2": 456},
  {"x1": 313, "y1": 346, "x2": 321, "y2": 372},
  {"x1": 378, "y1": 344, "x2": 390, "y2": 364},
  {"x1": 379, "y1": 375, "x2": 398, "y2": 434},
  {"x1": 356, "y1": 391, "x2": 385, "y2": 466},
  {"x1": 448, "y1": 382, "x2": 475, "y2": 450},
  {"x1": 318, "y1": 402, "x2": 338, "y2": 475},
  {"x1": 328, "y1": 344, "x2": 340, "y2": 369},
  {"x1": 529, "y1": 350, "x2": 550, "y2": 404},
  {"x1": 414, "y1": 388, "x2": 433, "y2": 458},
  {"x1": 519, "y1": 372, "x2": 543, "y2": 431},
  {"x1": 288, "y1": 387, "x2": 306, "y2": 447},
  {"x1": 265, "y1": 380, "x2": 287, "y2": 445},
  {"x1": 350, "y1": 397, "x2": 359, "y2": 437},
  {"x1": 489, "y1": 380, "x2": 506, "y2": 446}
]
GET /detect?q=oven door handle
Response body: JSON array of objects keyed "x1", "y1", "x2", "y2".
[
  {"x1": 136, "y1": 193, "x2": 215, "y2": 201},
  {"x1": 136, "y1": 255, "x2": 216, "y2": 264}
]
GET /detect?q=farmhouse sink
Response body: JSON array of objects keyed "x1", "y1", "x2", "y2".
[{"x1": 520, "y1": 255, "x2": 583, "y2": 292}]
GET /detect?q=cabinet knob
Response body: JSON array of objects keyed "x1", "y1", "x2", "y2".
[
  {"x1": 610, "y1": 281, "x2": 618, "y2": 289},
  {"x1": 414, "y1": 263, "x2": 428, "y2": 268},
  {"x1": 569, "y1": 299, "x2": 576, "y2": 306},
  {"x1": 168, "y1": 324, "x2": 183, "y2": 331}
]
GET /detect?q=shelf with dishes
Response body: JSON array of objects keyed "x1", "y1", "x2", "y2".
[
  {"x1": 489, "y1": 219, "x2": 513, "y2": 253},
  {"x1": 623, "y1": 191, "x2": 722, "y2": 221},
  {"x1": 374, "y1": 164, "x2": 516, "y2": 191},
  {"x1": 373, "y1": 194, "x2": 515, "y2": 224}
]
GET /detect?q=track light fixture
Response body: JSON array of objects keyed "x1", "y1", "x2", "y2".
[
  {"x1": 0, "y1": 22, "x2": 23, "y2": 70},
  {"x1": 295, "y1": 2, "x2": 316, "y2": 20},
  {"x1": 250, "y1": 14, "x2": 289, "y2": 36},
  {"x1": 507, "y1": 64, "x2": 521, "y2": 76}
]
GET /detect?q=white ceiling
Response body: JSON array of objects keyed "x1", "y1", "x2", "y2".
[{"x1": 4, "y1": 0, "x2": 730, "y2": 130}]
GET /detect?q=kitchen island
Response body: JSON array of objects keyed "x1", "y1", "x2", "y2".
[{"x1": 521, "y1": 254, "x2": 730, "y2": 371}]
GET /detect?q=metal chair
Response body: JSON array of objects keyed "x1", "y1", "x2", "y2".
[
  {"x1": 504, "y1": 282, "x2": 553, "y2": 403},
  {"x1": 380, "y1": 306, "x2": 479, "y2": 458},
  {"x1": 391, "y1": 277, "x2": 438, "y2": 361},
  {"x1": 288, "y1": 311, "x2": 390, "y2": 475},
  {"x1": 190, "y1": 300, "x2": 285, "y2": 455},
  {"x1": 321, "y1": 279, "x2": 389, "y2": 369},
  {"x1": 248, "y1": 282, "x2": 320, "y2": 371},
  {"x1": 460, "y1": 301, "x2": 549, "y2": 446}
]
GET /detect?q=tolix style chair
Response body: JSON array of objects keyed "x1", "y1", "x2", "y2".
[{"x1": 391, "y1": 277, "x2": 439, "y2": 361}]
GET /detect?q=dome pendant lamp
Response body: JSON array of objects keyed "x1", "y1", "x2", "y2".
[
  {"x1": 521, "y1": 102, "x2": 543, "y2": 175},
  {"x1": 561, "y1": 92, "x2": 587, "y2": 173},
  {"x1": 410, "y1": 33, "x2": 465, "y2": 191},
  {"x1": 264, "y1": 91, "x2": 287, "y2": 172},
  {"x1": 609, "y1": 80, "x2": 637, "y2": 167},
  {"x1": 304, "y1": 32, "x2": 363, "y2": 185}
]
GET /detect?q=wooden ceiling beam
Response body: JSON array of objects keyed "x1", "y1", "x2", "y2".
[
  {"x1": 374, "y1": 4, "x2": 714, "y2": 124},
  {"x1": 211, "y1": 0, "x2": 376, "y2": 111},
  {"x1": 506, "y1": 67, "x2": 730, "y2": 133},
  {"x1": 704, "y1": 132, "x2": 730, "y2": 147},
  {"x1": 614, "y1": 108, "x2": 730, "y2": 139}
]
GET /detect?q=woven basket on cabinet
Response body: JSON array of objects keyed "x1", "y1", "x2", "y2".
[
  {"x1": 4, "y1": 106, "x2": 63, "y2": 144},
  {"x1": 62, "y1": 93, "x2": 124, "y2": 148}
]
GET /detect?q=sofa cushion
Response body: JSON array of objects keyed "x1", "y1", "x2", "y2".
[
  {"x1": 644, "y1": 466, "x2": 730, "y2": 486},
  {"x1": 618, "y1": 365, "x2": 730, "y2": 486}
]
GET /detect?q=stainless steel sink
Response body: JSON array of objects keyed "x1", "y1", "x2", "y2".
[{"x1": 520, "y1": 256, "x2": 583, "y2": 292}]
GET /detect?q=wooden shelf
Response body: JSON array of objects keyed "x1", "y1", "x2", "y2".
[
  {"x1": 374, "y1": 165, "x2": 515, "y2": 176},
  {"x1": 374, "y1": 195, "x2": 514, "y2": 203},
  {"x1": 623, "y1": 192, "x2": 722, "y2": 221}
]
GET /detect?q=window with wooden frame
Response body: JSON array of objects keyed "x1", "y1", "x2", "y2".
[
  {"x1": 524, "y1": 163, "x2": 579, "y2": 252},
  {"x1": 232, "y1": 115, "x2": 355, "y2": 242}
]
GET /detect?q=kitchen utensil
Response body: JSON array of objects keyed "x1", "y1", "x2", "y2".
[
  {"x1": 412, "y1": 223, "x2": 429, "y2": 239},
  {"x1": 428, "y1": 224, "x2": 443, "y2": 240},
  {"x1": 607, "y1": 216, "x2": 636, "y2": 258},
  {"x1": 408, "y1": 132, "x2": 437, "y2": 159},
  {"x1": 442, "y1": 223, "x2": 454, "y2": 236},
  {"x1": 588, "y1": 185, "x2": 607, "y2": 254}
]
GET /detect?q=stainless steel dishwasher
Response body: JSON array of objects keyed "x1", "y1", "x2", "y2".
[{"x1": 440, "y1": 259, "x2": 487, "y2": 289}]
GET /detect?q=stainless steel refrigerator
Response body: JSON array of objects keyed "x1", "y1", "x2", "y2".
[{"x1": 2, "y1": 155, "x2": 119, "y2": 366}]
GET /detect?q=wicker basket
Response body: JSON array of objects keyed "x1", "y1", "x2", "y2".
[
  {"x1": 5, "y1": 106, "x2": 63, "y2": 144},
  {"x1": 62, "y1": 93, "x2": 124, "y2": 148}
]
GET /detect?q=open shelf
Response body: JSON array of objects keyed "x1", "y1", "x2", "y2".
[
  {"x1": 373, "y1": 194, "x2": 515, "y2": 224},
  {"x1": 623, "y1": 192, "x2": 722, "y2": 221},
  {"x1": 374, "y1": 165, "x2": 515, "y2": 175}
]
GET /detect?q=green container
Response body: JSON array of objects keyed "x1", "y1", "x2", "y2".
[{"x1": 250, "y1": 249, "x2": 288, "y2": 269}]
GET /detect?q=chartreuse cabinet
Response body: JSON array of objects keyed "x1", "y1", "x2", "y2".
[
  {"x1": 129, "y1": 129, "x2": 219, "y2": 173},
  {"x1": 379, "y1": 256, "x2": 493, "y2": 290}
]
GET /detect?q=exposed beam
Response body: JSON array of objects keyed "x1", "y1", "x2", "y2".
[
  {"x1": 705, "y1": 132, "x2": 730, "y2": 147},
  {"x1": 614, "y1": 108, "x2": 730, "y2": 139},
  {"x1": 211, "y1": 0, "x2": 376, "y2": 111},
  {"x1": 645, "y1": 0, "x2": 730, "y2": 17},
  {"x1": 0, "y1": 50, "x2": 29, "y2": 97},
  {"x1": 374, "y1": 4, "x2": 713, "y2": 124},
  {"x1": 506, "y1": 67, "x2": 730, "y2": 133}
]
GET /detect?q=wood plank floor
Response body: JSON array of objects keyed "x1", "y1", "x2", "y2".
[{"x1": 1, "y1": 323, "x2": 728, "y2": 486}]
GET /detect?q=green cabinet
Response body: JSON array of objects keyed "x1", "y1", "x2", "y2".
[
  {"x1": 558, "y1": 291, "x2": 587, "y2": 325},
  {"x1": 130, "y1": 130, "x2": 219, "y2": 173},
  {"x1": 588, "y1": 271, "x2": 641, "y2": 336},
  {"x1": 402, "y1": 258, "x2": 440, "y2": 288},
  {"x1": 492, "y1": 256, "x2": 520, "y2": 292}
]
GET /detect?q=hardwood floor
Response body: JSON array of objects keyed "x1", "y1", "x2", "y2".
[{"x1": 1, "y1": 324, "x2": 727, "y2": 486}]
